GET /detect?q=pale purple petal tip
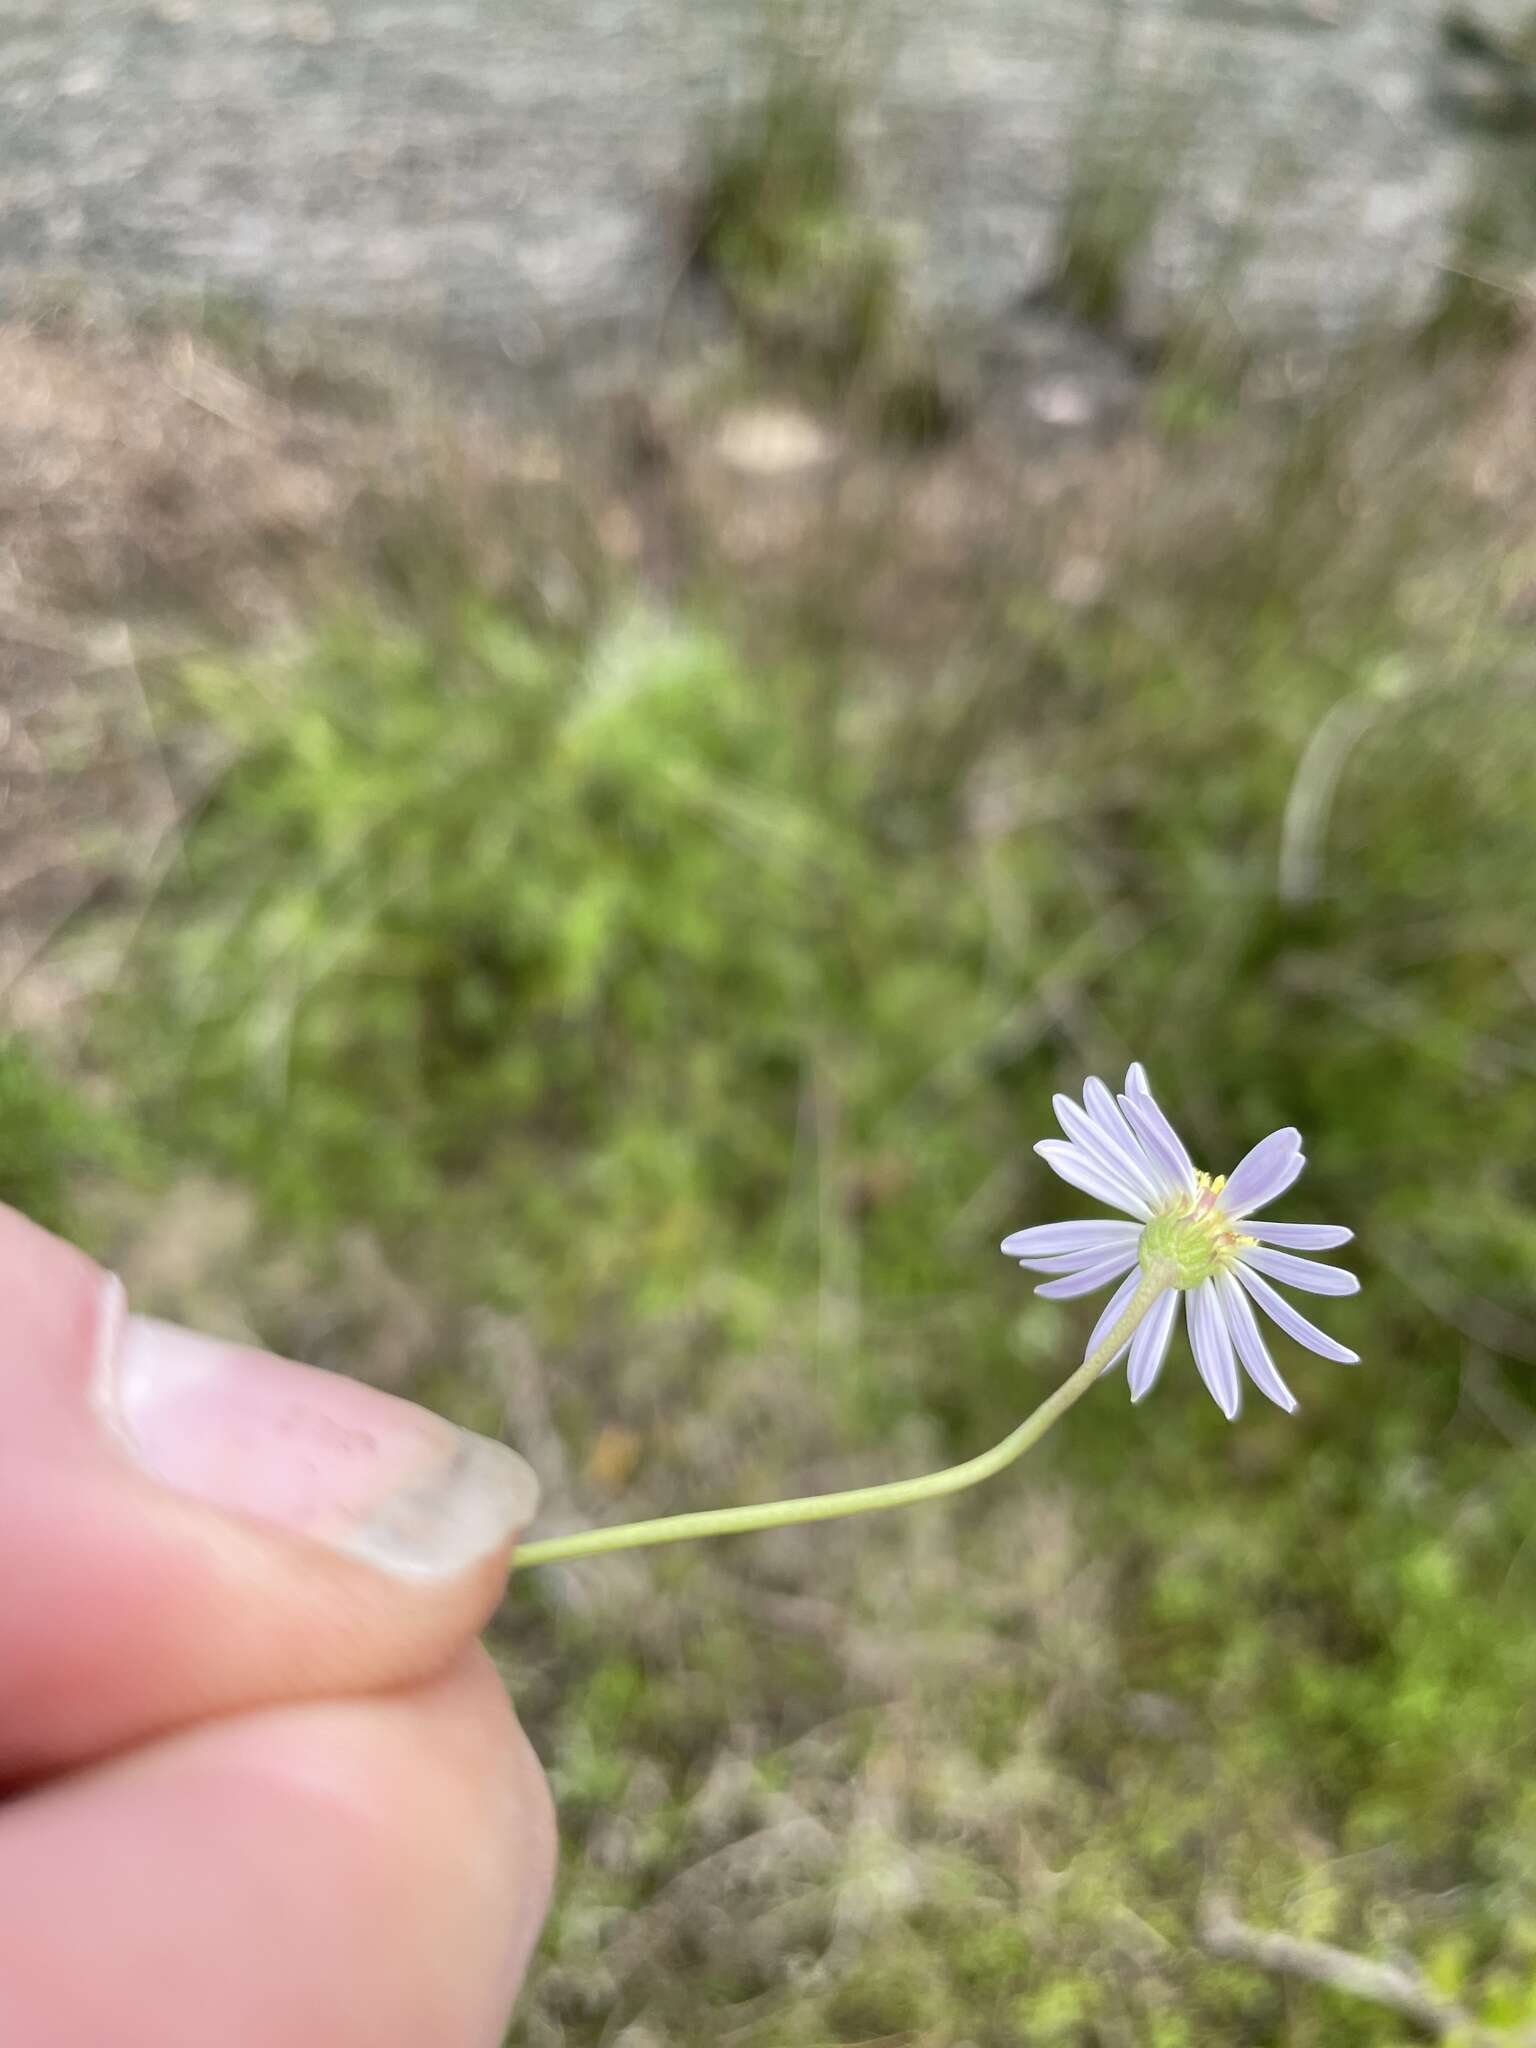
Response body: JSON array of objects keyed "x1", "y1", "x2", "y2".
[
  {"x1": 1055, "y1": 1093, "x2": 1164, "y2": 1208},
  {"x1": 1234, "y1": 1263, "x2": 1360, "y2": 1365},
  {"x1": 1216, "y1": 1271, "x2": 1298, "y2": 1414},
  {"x1": 1127, "y1": 1286, "x2": 1178, "y2": 1402},
  {"x1": 1078, "y1": 1078, "x2": 1169, "y2": 1201},
  {"x1": 1188, "y1": 1278, "x2": 1242, "y2": 1419},
  {"x1": 1119, "y1": 1089, "x2": 1198, "y2": 1196},
  {"x1": 1221, "y1": 1128, "x2": 1304, "y2": 1216}
]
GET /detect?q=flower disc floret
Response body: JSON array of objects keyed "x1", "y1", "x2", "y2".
[{"x1": 1138, "y1": 1175, "x2": 1253, "y2": 1290}]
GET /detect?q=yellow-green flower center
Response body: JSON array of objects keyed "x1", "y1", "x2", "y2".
[{"x1": 1139, "y1": 1173, "x2": 1255, "y2": 1290}]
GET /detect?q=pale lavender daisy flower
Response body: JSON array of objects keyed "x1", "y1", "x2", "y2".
[{"x1": 1000, "y1": 1065, "x2": 1358, "y2": 1418}]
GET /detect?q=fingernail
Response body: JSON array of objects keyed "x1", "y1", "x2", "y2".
[{"x1": 101, "y1": 1311, "x2": 540, "y2": 1580}]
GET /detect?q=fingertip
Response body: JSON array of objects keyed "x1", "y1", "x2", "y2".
[
  {"x1": 0, "y1": 1196, "x2": 540, "y2": 1773},
  {"x1": 0, "y1": 1202, "x2": 116, "y2": 1443}
]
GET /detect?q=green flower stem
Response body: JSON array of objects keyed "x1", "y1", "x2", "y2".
[{"x1": 513, "y1": 1265, "x2": 1170, "y2": 1571}]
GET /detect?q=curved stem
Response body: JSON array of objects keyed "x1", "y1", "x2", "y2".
[{"x1": 513, "y1": 1266, "x2": 1168, "y2": 1571}]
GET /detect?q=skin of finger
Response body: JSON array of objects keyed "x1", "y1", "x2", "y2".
[
  {"x1": 0, "y1": 1645, "x2": 556, "y2": 2048},
  {"x1": 0, "y1": 1203, "x2": 525, "y2": 1779},
  {"x1": 0, "y1": 1462, "x2": 521, "y2": 1781}
]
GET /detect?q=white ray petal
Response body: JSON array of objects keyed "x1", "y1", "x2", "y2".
[
  {"x1": 1034, "y1": 1248, "x2": 1140, "y2": 1299},
  {"x1": 1234, "y1": 1263, "x2": 1359, "y2": 1364},
  {"x1": 1215, "y1": 1271, "x2": 1298, "y2": 1413},
  {"x1": 1188, "y1": 1278, "x2": 1241, "y2": 1419},
  {"x1": 1036, "y1": 1138, "x2": 1151, "y2": 1217},
  {"x1": 1221, "y1": 1128, "x2": 1304, "y2": 1216},
  {"x1": 1081, "y1": 1077, "x2": 1170, "y2": 1198},
  {"x1": 1119, "y1": 1089, "x2": 1198, "y2": 1195},
  {"x1": 1016, "y1": 1246, "x2": 1138, "y2": 1275},
  {"x1": 1239, "y1": 1246, "x2": 1359, "y2": 1297},
  {"x1": 1034, "y1": 1140, "x2": 1152, "y2": 1219},
  {"x1": 1127, "y1": 1286, "x2": 1178, "y2": 1402},
  {"x1": 1001, "y1": 1221, "x2": 1144, "y2": 1259},
  {"x1": 1081, "y1": 1267, "x2": 1148, "y2": 1364},
  {"x1": 1054, "y1": 1093, "x2": 1165, "y2": 1207},
  {"x1": 1247, "y1": 1222, "x2": 1353, "y2": 1251}
]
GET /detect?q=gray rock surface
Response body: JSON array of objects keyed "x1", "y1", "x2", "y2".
[{"x1": 0, "y1": 0, "x2": 1520, "y2": 356}]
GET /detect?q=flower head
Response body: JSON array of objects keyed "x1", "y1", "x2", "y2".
[{"x1": 1001, "y1": 1065, "x2": 1359, "y2": 1418}]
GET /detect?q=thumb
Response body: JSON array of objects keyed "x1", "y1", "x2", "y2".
[{"x1": 0, "y1": 1204, "x2": 539, "y2": 1781}]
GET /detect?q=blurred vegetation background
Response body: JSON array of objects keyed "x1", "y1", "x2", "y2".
[{"x1": 6, "y1": 5, "x2": 1536, "y2": 2043}]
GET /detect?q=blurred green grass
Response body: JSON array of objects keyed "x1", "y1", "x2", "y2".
[{"x1": 89, "y1": 559, "x2": 1536, "y2": 1416}]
